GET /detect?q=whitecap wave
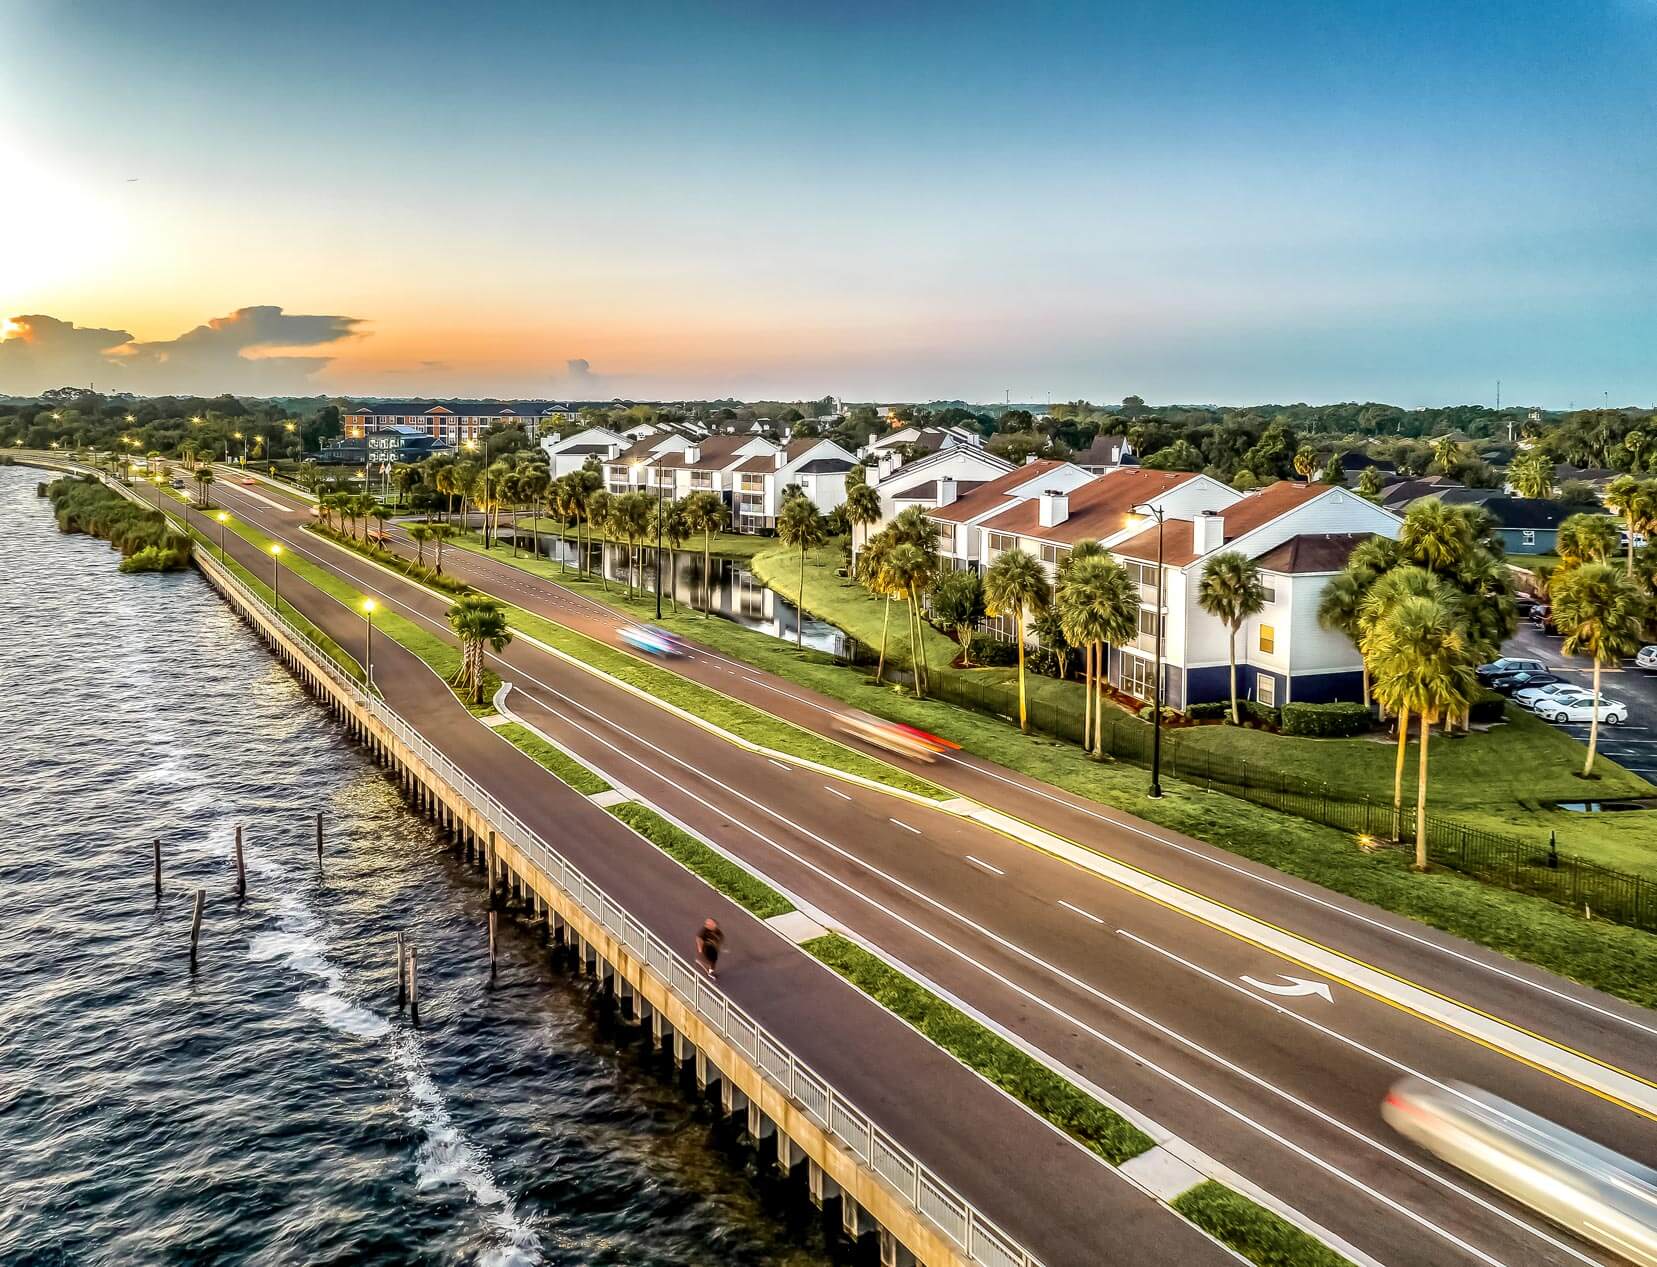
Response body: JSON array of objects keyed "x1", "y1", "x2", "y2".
[{"x1": 298, "y1": 990, "x2": 391, "y2": 1039}]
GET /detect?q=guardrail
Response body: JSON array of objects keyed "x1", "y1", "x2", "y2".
[{"x1": 196, "y1": 551, "x2": 1039, "y2": 1267}]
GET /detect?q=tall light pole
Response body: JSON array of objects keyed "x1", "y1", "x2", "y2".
[
  {"x1": 216, "y1": 511, "x2": 229, "y2": 562},
  {"x1": 362, "y1": 598, "x2": 377, "y2": 684},
  {"x1": 654, "y1": 466, "x2": 666, "y2": 620},
  {"x1": 270, "y1": 543, "x2": 284, "y2": 615},
  {"x1": 1133, "y1": 502, "x2": 1166, "y2": 799}
]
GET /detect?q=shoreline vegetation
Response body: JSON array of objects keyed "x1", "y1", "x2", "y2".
[{"x1": 42, "y1": 475, "x2": 192, "y2": 572}]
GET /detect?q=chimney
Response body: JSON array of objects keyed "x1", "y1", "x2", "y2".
[
  {"x1": 1024, "y1": 454, "x2": 1038, "y2": 465},
  {"x1": 774, "y1": 447, "x2": 787, "y2": 469},
  {"x1": 937, "y1": 475, "x2": 958, "y2": 507},
  {"x1": 1193, "y1": 509, "x2": 1225, "y2": 555},
  {"x1": 1038, "y1": 490, "x2": 1069, "y2": 528},
  {"x1": 685, "y1": 444, "x2": 701, "y2": 464}
]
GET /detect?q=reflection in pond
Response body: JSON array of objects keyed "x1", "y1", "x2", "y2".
[{"x1": 505, "y1": 530, "x2": 850, "y2": 657}]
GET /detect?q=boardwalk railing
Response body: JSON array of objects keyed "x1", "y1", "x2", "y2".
[
  {"x1": 198, "y1": 551, "x2": 1040, "y2": 1267},
  {"x1": 927, "y1": 670, "x2": 1657, "y2": 933}
]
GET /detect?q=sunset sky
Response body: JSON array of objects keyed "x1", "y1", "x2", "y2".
[{"x1": 2, "y1": 0, "x2": 1655, "y2": 405}]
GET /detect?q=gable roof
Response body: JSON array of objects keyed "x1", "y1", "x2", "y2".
[
  {"x1": 1111, "y1": 481, "x2": 1332, "y2": 567},
  {"x1": 976, "y1": 468, "x2": 1201, "y2": 545},
  {"x1": 925, "y1": 459, "x2": 1069, "y2": 523},
  {"x1": 881, "y1": 444, "x2": 1014, "y2": 485},
  {"x1": 1071, "y1": 435, "x2": 1130, "y2": 467},
  {"x1": 1446, "y1": 495, "x2": 1578, "y2": 531},
  {"x1": 651, "y1": 435, "x2": 750, "y2": 470},
  {"x1": 1253, "y1": 532, "x2": 1375, "y2": 574},
  {"x1": 894, "y1": 479, "x2": 988, "y2": 502}
]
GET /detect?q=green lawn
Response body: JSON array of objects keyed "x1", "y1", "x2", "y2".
[
  {"x1": 1172, "y1": 1182, "x2": 1354, "y2": 1267},
  {"x1": 496, "y1": 722, "x2": 612, "y2": 795},
  {"x1": 609, "y1": 802, "x2": 796, "y2": 919}
]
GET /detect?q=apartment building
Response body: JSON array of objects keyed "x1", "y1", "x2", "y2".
[
  {"x1": 540, "y1": 426, "x2": 628, "y2": 479},
  {"x1": 598, "y1": 433, "x2": 857, "y2": 530},
  {"x1": 341, "y1": 401, "x2": 565, "y2": 444},
  {"x1": 852, "y1": 446, "x2": 1017, "y2": 554}
]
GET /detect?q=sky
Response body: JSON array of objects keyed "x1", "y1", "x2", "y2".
[{"x1": 2, "y1": 0, "x2": 1655, "y2": 407}]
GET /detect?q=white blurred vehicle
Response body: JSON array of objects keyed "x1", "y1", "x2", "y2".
[
  {"x1": 1515, "y1": 681, "x2": 1589, "y2": 708},
  {"x1": 1384, "y1": 1077, "x2": 1657, "y2": 1265},
  {"x1": 619, "y1": 625, "x2": 687, "y2": 657},
  {"x1": 1637, "y1": 645, "x2": 1657, "y2": 670},
  {"x1": 1536, "y1": 693, "x2": 1627, "y2": 725}
]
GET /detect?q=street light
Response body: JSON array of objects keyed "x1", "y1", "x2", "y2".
[
  {"x1": 216, "y1": 511, "x2": 229, "y2": 562},
  {"x1": 270, "y1": 543, "x2": 284, "y2": 614},
  {"x1": 1131, "y1": 501, "x2": 1167, "y2": 799},
  {"x1": 362, "y1": 597, "x2": 377, "y2": 683},
  {"x1": 654, "y1": 465, "x2": 666, "y2": 619}
]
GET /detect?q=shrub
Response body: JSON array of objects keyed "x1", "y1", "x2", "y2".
[
  {"x1": 1280, "y1": 701, "x2": 1374, "y2": 738},
  {"x1": 1469, "y1": 688, "x2": 1506, "y2": 725},
  {"x1": 1243, "y1": 700, "x2": 1281, "y2": 728},
  {"x1": 1186, "y1": 701, "x2": 1231, "y2": 720},
  {"x1": 967, "y1": 634, "x2": 1017, "y2": 667}
]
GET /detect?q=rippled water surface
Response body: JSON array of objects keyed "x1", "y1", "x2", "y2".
[{"x1": 0, "y1": 468, "x2": 833, "y2": 1266}]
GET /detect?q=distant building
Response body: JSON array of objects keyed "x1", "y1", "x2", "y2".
[
  {"x1": 341, "y1": 401, "x2": 570, "y2": 445},
  {"x1": 317, "y1": 425, "x2": 450, "y2": 467},
  {"x1": 1437, "y1": 491, "x2": 1583, "y2": 555},
  {"x1": 541, "y1": 426, "x2": 628, "y2": 479},
  {"x1": 1069, "y1": 434, "x2": 1135, "y2": 474}
]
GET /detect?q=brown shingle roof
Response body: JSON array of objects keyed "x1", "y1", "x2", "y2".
[
  {"x1": 651, "y1": 436, "x2": 750, "y2": 470},
  {"x1": 1111, "y1": 481, "x2": 1331, "y2": 567},
  {"x1": 1113, "y1": 521, "x2": 1198, "y2": 566},
  {"x1": 976, "y1": 469, "x2": 1199, "y2": 545},
  {"x1": 926, "y1": 459, "x2": 1068, "y2": 523},
  {"x1": 1253, "y1": 532, "x2": 1374, "y2": 574}
]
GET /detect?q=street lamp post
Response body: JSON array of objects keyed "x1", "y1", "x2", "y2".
[
  {"x1": 362, "y1": 598, "x2": 377, "y2": 684},
  {"x1": 216, "y1": 511, "x2": 229, "y2": 562},
  {"x1": 270, "y1": 544, "x2": 284, "y2": 615},
  {"x1": 1133, "y1": 502, "x2": 1167, "y2": 799},
  {"x1": 654, "y1": 468, "x2": 665, "y2": 620}
]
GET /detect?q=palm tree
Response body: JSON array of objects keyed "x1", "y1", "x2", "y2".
[
  {"x1": 886, "y1": 542, "x2": 937, "y2": 694},
  {"x1": 585, "y1": 489, "x2": 613, "y2": 590},
  {"x1": 390, "y1": 462, "x2": 422, "y2": 509},
  {"x1": 858, "y1": 529, "x2": 899, "y2": 682},
  {"x1": 1432, "y1": 434, "x2": 1461, "y2": 470},
  {"x1": 844, "y1": 482, "x2": 882, "y2": 555},
  {"x1": 1604, "y1": 476, "x2": 1657, "y2": 577},
  {"x1": 777, "y1": 495, "x2": 828, "y2": 649},
  {"x1": 446, "y1": 594, "x2": 513, "y2": 704},
  {"x1": 517, "y1": 463, "x2": 551, "y2": 558},
  {"x1": 1556, "y1": 512, "x2": 1620, "y2": 569},
  {"x1": 193, "y1": 465, "x2": 215, "y2": 508},
  {"x1": 1366, "y1": 593, "x2": 1479, "y2": 868},
  {"x1": 1399, "y1": 498, "x2": 1475, "y2": 573},
  {"x1": 610, "y1": 491, "x2": 654, "y2": 599},
  {"x1": 426, "y1": 522, "x2": 458, "y2": 574},
  {"x1": 1508, "y1": 451, "x2": 1555, "y2": 500},
  {"x1": 408, "y1": 522, "x2": 433, "y2": 568},
  {"x1": 984, "y1": 548, "x2": 1051, "y2": 733},
  {"x1": 1318, "y1": 566, "x2": 1377, "y2": 706},
  {"x1": 682, "y1": 490, "x2": 727, "y2": 616},
  {"x1": 1293, "y1": 444, "x2": 1319, "y2": 483},
  {"x1": 1197, "y1": 552, "x2": 1267, "y2": 725},
  {"x1": 655, "y1": 497, "x2": 690, "y2": 611},
  {"x1": 1056, "y1": 554, "x2": 1138, "y2": 754},
  {"x1": 369, "y1": 501, "x2": 394, "y2": 545},
  {"x1": 1551, "y1": 563, "x2": 1648, "y2": 777}
]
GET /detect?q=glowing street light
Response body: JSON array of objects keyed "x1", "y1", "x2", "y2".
[
  {"x1": 215, "y1": 511, "x2": 229, "y2": 562},
  {"x1": 362, "y1": 597, "x2": 377, "y2": 683}
]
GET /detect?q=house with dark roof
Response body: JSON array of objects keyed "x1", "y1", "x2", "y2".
[
  {"x1": 1378, "y1": 475, "x2": 1464, "y2": 510},
  {"x1": 1439, "y1": 492, "x2": 1586, "y2": 555},
  {"x1": 540, "y1": 426, "x2": 629, "y2": 479},
  {"x1": 1070, "y1": 434, "x2": 1135, "y2": 473}
]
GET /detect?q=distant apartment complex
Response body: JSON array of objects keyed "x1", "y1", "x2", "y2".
[{"x1": 341, "y1": 401, "x2": 573, "y2": 445}]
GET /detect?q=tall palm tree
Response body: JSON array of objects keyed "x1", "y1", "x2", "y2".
[
  {"x1": 653, "y1": 497, "x2": 690, "y2": 611},
  {"x1": 1399, "y1": 498, "x2": 1475, "y2": 573},
  {"x1": 1551, "y1": 563, "x2": 1648, "y2": 777},
  {"x1": 1056, "y1": 554, "x2": 1138, "y2": 754},
  {"x1": 408, "y1": 522, "x2": 433, "y2": 568},
  {"x1": 1318, "y1": 566, "x2": 1377, "y2": 706},
  {"x1": 777, "y1": 495, "x2": 828, "y2": 649},
  {"x1": 1366, "y1": 593, "x2": 1478, "y2": 868},
  {"x1": 369, "y1": 501, "x2": 394, "y2": 545},
  {"x1": 1432, "y1": 434, "x2": 1461, "y2": 470},
  {"x1": 390, "y1": 462, "x2": 422, "y2": 509},
  {"x1": 1604, "y1": 476, "x2": 1657, "y2": 577},
  {"x1": 682, "y1": 489, "x2": 727, "y2": 615},
  {"x1": 1055, "y1": 540, "x2": 1109, "y2": 742},
  {"x1": 518, "y1": 463, "x2": 551, "y2": 558},
  {"x1": 426, "y1": 522, "x2": 457, "y2": 574},
  {"x1": 1196, "y1": 551, "x2": 1267, "y2": 724},
  {"x1": 858, "y1": 529, "x2": 899, "y2": 682},
  {"x1": 1507, "y1": 451, "x2": 1554, "y2": 500},
  {"x1": 1556, "y1": 512, "x2": 1620, "y2": 569},
  {"x1": 885, "y1": 542, "x2": 936, "y2": 694},
  {"x1": 844, "y1": 482, "x2": 882, "y2": 555},
  {"x1": 984, "y1": 548, "x2": 1051, "y2": 733},
  {"x1": 584, "y1": 489, "x2": 613, "y2": 590},
  {"x1": 446, "y1": 594, "x2": 513, "y2": 704},
  {"x1": 193, "y1": 465, "x2": 215, "y2": 508}
]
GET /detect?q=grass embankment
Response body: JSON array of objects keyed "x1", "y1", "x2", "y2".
[
  {"x1": 470, "y1": 520, "x2": 775, "y2": 562},
  {"x1": 805, "y1": 934, "x2": 1152, "y2": 1164},
  {"x1": 404, "y1": 529, "x2": 1657, "y2": 1006},
  {"x1": 43, "y1": 476, "x2": 190, "y2": 572},
  {"x1": 609, "y1": 802, "x2": 797, "y2": 919},
  {"x1": 1173, "y1": 1182, "x2": 1354, "y2": 1267},
  {"x1": 496, "y1": 722, "x2": 612, "y2": 795}
]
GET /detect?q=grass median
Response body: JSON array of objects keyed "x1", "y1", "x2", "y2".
[
  {"x1": 1173, "y1": 1181, "x2": 1354, "y2": 1267},
  {"x1": 608, "y1": 802, "x2": 796, "y2": 919},
  {"x1": 497, "y1": 721, "x2": 612, "y2": 795},
  {"x1": 805, "y1": 932, "x2": 1153, "y2": 1165}
]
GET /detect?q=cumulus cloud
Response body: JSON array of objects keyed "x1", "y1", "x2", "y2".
[
  {"x1": 563, "y1": 357, "x2": 593, "y2": 383},
  {"x1": 0, "y1": 306, "x2": 363, "y2": 396}
]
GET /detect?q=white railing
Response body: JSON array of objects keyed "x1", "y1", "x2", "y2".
[{"x1": 195, "y1": 551, "x2": 1041, "y2": 1267}]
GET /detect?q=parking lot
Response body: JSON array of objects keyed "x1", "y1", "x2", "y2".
[{"x1": 1503, "y1": 623, "x2": 1657, "y2": 783}]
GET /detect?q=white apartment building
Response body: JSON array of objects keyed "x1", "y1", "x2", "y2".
[
  {"x1": 599, "y1": 433, "x2": 856, "y2": 531},
  {"x1": 540, "y1": 426, "x2": 628, "y2": 479}
]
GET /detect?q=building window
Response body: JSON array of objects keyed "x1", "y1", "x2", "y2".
[
  {"x1": 1257, "y1": 674, "x2": 1276, "y2": 707},
  {"x1": 986, "y1": 531, "x2": 1017, "y2": 554},
  {"x1": 1040, "y1": 543, "x2": 1068, "y2": 567},
  {"x1": 1121, "y1": 651, "x2": 1155, "y2": 700},
  {"x1": 1259, "y1": 624, "x2": 1275, "y2": 655},
  {"x1": 1521, "y1": 529, "x2": 1537, "y2": 546},
  {"x1": 1137, "y1": 606, "x2": 1162, "y2": 639},
  {"x1": 1260, "y1": 583, "x2": 1276, "y2": 604}
]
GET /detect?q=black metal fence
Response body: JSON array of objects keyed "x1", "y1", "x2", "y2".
[{"x1": 922, "y1": 670, "x2": 1657, "y2": 933}]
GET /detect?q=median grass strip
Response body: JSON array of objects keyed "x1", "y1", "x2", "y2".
[
  {"x1": 608, "y1": 802, "x2": 796, "y2": 919},
  {"x1": 497, "y1": 722, "x2": 612, "y2": 795},
  {"x1": 499, "y1": 601, "x2": 951, "y2": 800},
  {"x1": 804, "y1": 932, "x2": 1153, "y2": 1165},
  {"x1": 1172, "y1": 1181, "x2": 1354, "y2": 1267}
]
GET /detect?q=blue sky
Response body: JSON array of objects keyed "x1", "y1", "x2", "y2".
[{"x1": 1, "y1": 0, "x2": 1654, "y2": 404}]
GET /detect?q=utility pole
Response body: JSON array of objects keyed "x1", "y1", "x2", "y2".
[
  {"x1": 1133, "y1": 502, "x2": 1166, "y2": 799},
  {"x1": 654, "y1": 468, "x2": 665, "y2": 620}
]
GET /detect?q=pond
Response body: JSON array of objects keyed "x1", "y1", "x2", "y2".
[{"x1": 502, "y1": 529, "x2": 852, "y2": 658}]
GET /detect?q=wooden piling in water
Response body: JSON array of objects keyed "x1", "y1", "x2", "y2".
[
  {"x1": 189, "y1": 889, "x2": 205, "y2": 969},
  {"x1": 152, "y1": 838, "x2": 161, "y2": 900},
  {"x1": 234, "y1": 825, "x2": 246, "y2": 901},
  {"x1": 488, "y1": 910, "x2": 498, "y2": 978},
  {"x1": 315, "y1": 812, "x2": 323, "y2": 867},
  {"x1": 407, "y1": 946, "x2": 420, "y2": 1024}
]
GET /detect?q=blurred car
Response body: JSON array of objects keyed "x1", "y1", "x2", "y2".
[
  {"x1": 1536, "y1": 694, "x2": 1627, "y2": 725},
  {"x1": 1383, "y1": 1077, "x2": 1657, "y2": 1266},
  {"x1": 1512, "y1": 592, "x2": 1541, "y2": 618},
  {"x1": 833, "y1": 712, "x2": 956, "y2": 763},
  {"x1": 1477, "y1": 657, "x2": 1545, "y2": 683},
  {"x1": 1514, "y1": 681, "x2": 1587, "y2": 708},
  {"x1": 619, "y1": 625, "x2": 687, "y2": 657},
  {"x1": 240, "y1": 476, "x2": 256, "y2": 485},
  {"x1": 1487, "y1": 670, "x2": 1562, "y2": 694},
  {"x1": 1638, "y1": 645, "x2": 1657, "y2": 670}
]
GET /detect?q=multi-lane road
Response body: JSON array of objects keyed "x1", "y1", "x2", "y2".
[{"x1": 159, "y1": 472, "x2": 1657, "y2": 1267}]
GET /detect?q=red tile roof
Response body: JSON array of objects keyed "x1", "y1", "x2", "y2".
[
  {"x1": 976, "y1": 469, "x2": 1200, "y2": 545},
  {"x1": 925, "y1": 459, "x2": 1068, "y2": 523}
]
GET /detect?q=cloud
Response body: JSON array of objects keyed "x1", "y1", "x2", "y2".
[
  {"x1": 0, "y1": 306, "x2": 363, "y2": 396},
  {"x1": 563, "y1": 357, "x2": 593, "y2": 383}
]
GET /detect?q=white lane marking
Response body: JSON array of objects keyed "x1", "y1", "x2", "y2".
[
  {"x1": 1059, "y1": 900, "x2": 1105, "y2": 925},
  {"x1": 500, "y1": 682, "x2": 1590, "y2": 1267},
  {"x1": 889, "y1": 818, "x2": 922, "y2": 835},
  {"x1": 965, "y1": 855, "x2": 1004, "y2": 876},
  {"x1": 824, "y1": 786, "x2": 853, "y2": 801},
  {"x1": 1241, "y1": 974, "x2": 1334, "y2": 1004},
  {"x1": 769, "y1": 758, "x2": 792, "y2": 771}
]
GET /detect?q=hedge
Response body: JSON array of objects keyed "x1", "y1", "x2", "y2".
[
  {"x1": 1280, "y1": 701, "x2": 1374, "y2": 738},
  {"x1": 1469, "y1": 688, "x2": 1506, "y2": 725}
]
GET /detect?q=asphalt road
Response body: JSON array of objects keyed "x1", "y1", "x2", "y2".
[
  {"x1": 1504, "y1": 622, "x2": 1657, "y2": 785},
  {"x1": 167, "y1": 474, "x2": 1657, "y2": 1267}
]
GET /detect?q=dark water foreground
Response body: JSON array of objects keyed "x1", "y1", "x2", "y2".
[{"x1": 0, "y1": 467, "x2": 835, "y2": 1267}]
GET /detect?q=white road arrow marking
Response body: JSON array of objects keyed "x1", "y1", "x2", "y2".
[{"x1": 1241, "y1": 974, "x2": 1333, "y2": 1003}]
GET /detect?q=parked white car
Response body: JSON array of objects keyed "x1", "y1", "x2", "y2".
[
  {"x1": 1515, "y1": 681, "x2": 1589, "y2": 708},
  {"x1": 1637, "y1": 645, "x2": 1657, "y2": 670},
  {"x1": 1535, "y1": 694, "x2": 1628, "y2": 725}
]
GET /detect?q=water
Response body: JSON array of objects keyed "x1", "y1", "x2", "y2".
[
  {"x1": 0, "y1": 467, "x2": 836, "y2": 1267},
  {"x1": 500, "y1": 528, "x2": 849, "y2": 657}
]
